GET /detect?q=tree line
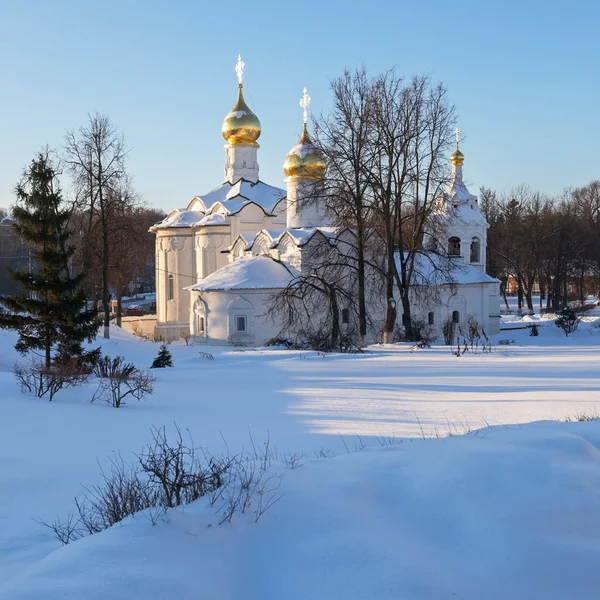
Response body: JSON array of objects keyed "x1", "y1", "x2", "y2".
[
  {"x1": 0, "y1": 114, "x2": 165, "y2": 341},
  {"x1": 482, "y1": 181, "x2": 600, "y2": 312}
]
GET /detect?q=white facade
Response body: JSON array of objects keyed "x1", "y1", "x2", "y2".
[{"x1": 148, "y1": 80, "x2": 500, "y2": 345}]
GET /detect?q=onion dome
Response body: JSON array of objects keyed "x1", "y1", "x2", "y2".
[
  {"x1": 222, "y1": 84, "x2": 261, "y2": 146},
  {"x1": 283, "y1": 123, "x2": 327, "y2": 180},
  {"x1": 450, "y1": 133, "x2": 465, "y2": 166}
]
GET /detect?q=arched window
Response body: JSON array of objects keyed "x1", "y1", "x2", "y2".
[
  {"x1": 341, "y1": 308, "x2": 350, "y2": 324},
  {"x1": 428, "y1": 311, "x2": 435, "y2": 325},
  {"x1": 470, "y1": 237, "x2": 481, "y2": 263},
  {"x1": 198, "y1": 316, "x2": 205, "y2": 333},
  {"x1": 452, "y1": 310, "x2": 460, "y2": 324},
  {"x1": 448, "y1": 237, "x2": 461, "y2": 256},
  {"x1": 167, "y1": 274, "x2": 174, "y2": 300}
]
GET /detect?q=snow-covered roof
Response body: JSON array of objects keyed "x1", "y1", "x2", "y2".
[
  {"x1": 150, "y1": 209, "x2": 206, "y2": 230},
  {"x1": 0, "y1": 216, "x2": 14, "y2": 226},
  {"x1": 186, "y1": 256, "x2": 298, "y2": 292},
  {"x1": 396, "y1": 251, "x2": 499, "y2": 286},
  {"x1": 150, "y1": 179, "x2": 286, "y2": 232},
  {"x1": 191, "y1": 179, "x2": 286, "y2": 216},
  {"x1": 243, "y1": 227, "x2": 338, "y2": 252},
  {"x1": 196, "y1": 213, "x2": 229, "y2": 227}
]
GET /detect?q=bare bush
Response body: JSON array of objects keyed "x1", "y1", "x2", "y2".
[
  {"x1": 92, "y1": 355, "x2": 155, "y2": 407},
  {"x1": 75, "y1": 454, "x2": 159, "y2": 536},
  {"x1": 14, "y1": 357, "x2": 89, "y2": 402},
  {"x1": 442, "y1": 317, "x2": 456, "y2": 345},
  {"x1": 282, "y1": 452, "x2": 307, "y2": 469},
  {"x1": 42, "y1": 427, "x2": 284, "y2": 545},
  {"x1": 137, "y1": 426, "x2": 229, "y2": 508},
  {"x1": 408, "y1": 318, "x2": 438, "y2": 349}
]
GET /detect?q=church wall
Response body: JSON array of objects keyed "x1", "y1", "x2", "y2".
[
  {"x1": 189, "y1": 289, "x2": 283, "y2": 346},
  {"x1": 155, "y1": 230, "x2": 195, "y2": 341},
  {"x1": 194, "y1": 226, "x2": 231, "y2": 280},
  {"x1": 405, "y1": 282, "x2": 500, "y2": 337}
]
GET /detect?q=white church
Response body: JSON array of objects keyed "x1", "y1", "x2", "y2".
[{"x1": 141, "y1": 57, "x2": 500, "y2": 345}]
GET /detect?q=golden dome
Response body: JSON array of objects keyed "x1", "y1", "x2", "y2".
[
  {"x1": 283, "y1": 124, "x2": 327, "y2": 180},
  {"x1": 222, "y1": 84, "x2": 261, "y2": 146},
  {"x1": 450, "y1": 144, "x2": 464, "y2": 166}
]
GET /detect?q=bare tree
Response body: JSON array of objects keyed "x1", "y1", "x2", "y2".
[
  {"x1": 314, "y1": 69, "x2": 375, "y2": 347},
  {"x1": 65, "y1": 114, "x2": 129, "y2": 338},
  {"x1": 368, "y1": 72, "x2": 456, "y2": 340},
  {"x1": 266, "y1": 236, "x2": 368, "y2": 351}
]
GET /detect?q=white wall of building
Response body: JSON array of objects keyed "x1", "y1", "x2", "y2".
[{"x1": 190, "y1": 290, "x2": 283, "y2": 346}]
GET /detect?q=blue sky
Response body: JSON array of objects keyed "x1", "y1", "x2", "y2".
[{"x1": 0, "y1": 0, "x2": 598, "y2": 210}]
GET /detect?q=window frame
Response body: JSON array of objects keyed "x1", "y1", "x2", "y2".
[
  {"x1": 470, "y1": 237, "x2": 481, "y2": 264},
  {"x1": 452, "y1": 310, "x2": 460, "y2": 324},
  {"x1": 235, "y1": 315, "x2": 247, "y2": 333},
  {"x1": 448, "y1": 237, "x2": 461, "y2": 256},
  {"x1": 428, "y1": 311, "x2": 435, "y2": 326},
  {"x1": 167, "y1": 274, "x2": 174, "y2": 300}
]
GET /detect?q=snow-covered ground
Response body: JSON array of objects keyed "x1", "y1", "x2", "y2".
[{"x1": 1, "y1": 316, "x2": 600, "y2": 598}]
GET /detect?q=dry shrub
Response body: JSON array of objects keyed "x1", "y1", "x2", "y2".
[
  {"x1": 14, "y1": 357, "x2": 89, "y2": 402},
  {"x1": 92, "y1": 355, "x2": 155, "y2": 408}
]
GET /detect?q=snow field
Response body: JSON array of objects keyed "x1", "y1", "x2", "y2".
[{"x1": 0, "y1": 316, "x2": 600, "y2": 598}]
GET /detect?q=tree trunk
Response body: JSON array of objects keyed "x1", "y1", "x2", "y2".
[
  {"x1": 400, "y1": 293, "x2": 412, "y2": 340},
  {"x1": 525, "y1": 283, "x2": 534, "y2": 312},
  {"x1": 102, "y1": 228, "x2": 110, "y2": 339},
  {"x1": 501, "y1": 281, "x2": 509, "y2": 309},
  {"x1": 116, "y1": 287, "x2": 123, "y2": 328},
  {"x1": 356, "y1": 224, "x2": 367, "y2": 347},
  {"x1": 330, "y1": 287, "x2": 340, "y2": 350},
  {"x1": 45, "y1": 323, "x2": 51, "y2": 370},
  {"x1": 382, "y1": 241, "x2": 396, "y2": 344}
]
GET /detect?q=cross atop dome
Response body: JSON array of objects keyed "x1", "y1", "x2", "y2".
[
  {"x1": 299, "y1": 87, "x2": 311, "y2": 124},
  {"x1": 450, "y1": 127, "x2": 465, "y2": 167},
  {"x1": 235, "y1": 54, "x2": 245, "y2": 86}
]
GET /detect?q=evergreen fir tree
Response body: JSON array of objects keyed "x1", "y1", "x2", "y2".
[
  {"x1": 0, "y1": 153, "x2": 98, "y2": 368},
  {"x1": 151, "y1": 343, "x2": 173, "y2": 368}
]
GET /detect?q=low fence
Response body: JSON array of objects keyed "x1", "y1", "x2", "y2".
[{"x1": 121, "y1": 315, "x2": 157, "y2": 340}]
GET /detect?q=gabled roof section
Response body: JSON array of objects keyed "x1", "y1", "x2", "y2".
[
  {"x1": 185, "y1": 256, "x2": 298, "y2": 292},
  {"x1": 224, "y1": 233, "x2": 252, "y2": 254},
  {"x1": 241, "y1": 226, "x2": 339, "y2": 253},
  {"x1": 150, "y1": 209, "x2": 206, "y2": 231},
  {"x1": 197, "y1": 179, "x2": 286, "y2": 216}
]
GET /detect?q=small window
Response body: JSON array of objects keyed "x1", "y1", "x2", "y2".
[
  {"x1": 168, "y1": 274, "x2": 174, "y2": 300},
  {"x1": 448, "y1": 237, "x2": 461, "y2": 256},
  {"x1": 452, "y1": 310, "x2": 460, "y2": 324},
  {"x1": 470, "y1": 237, "x2": 481, "y2": 263},
  {"x1": 428, "y1": 311, "x2": 435, "y2": 325},
  {"x1": 341, "y1": 308, "x2": 349, "y2": 324},
  {"x1": 235, "y1": 315, "x2": 247, "y2": 333},
  {"x1": 198, "y1": 316, "x2": 205, "y2": 333}
]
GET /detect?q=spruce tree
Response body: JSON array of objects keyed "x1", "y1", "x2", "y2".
[
  {"x1": 151, "y1": 343, "x2": 173, "y2": 368},
  {"x1": 0, "y1": 153, "x2": 98, "y2": 368}
]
